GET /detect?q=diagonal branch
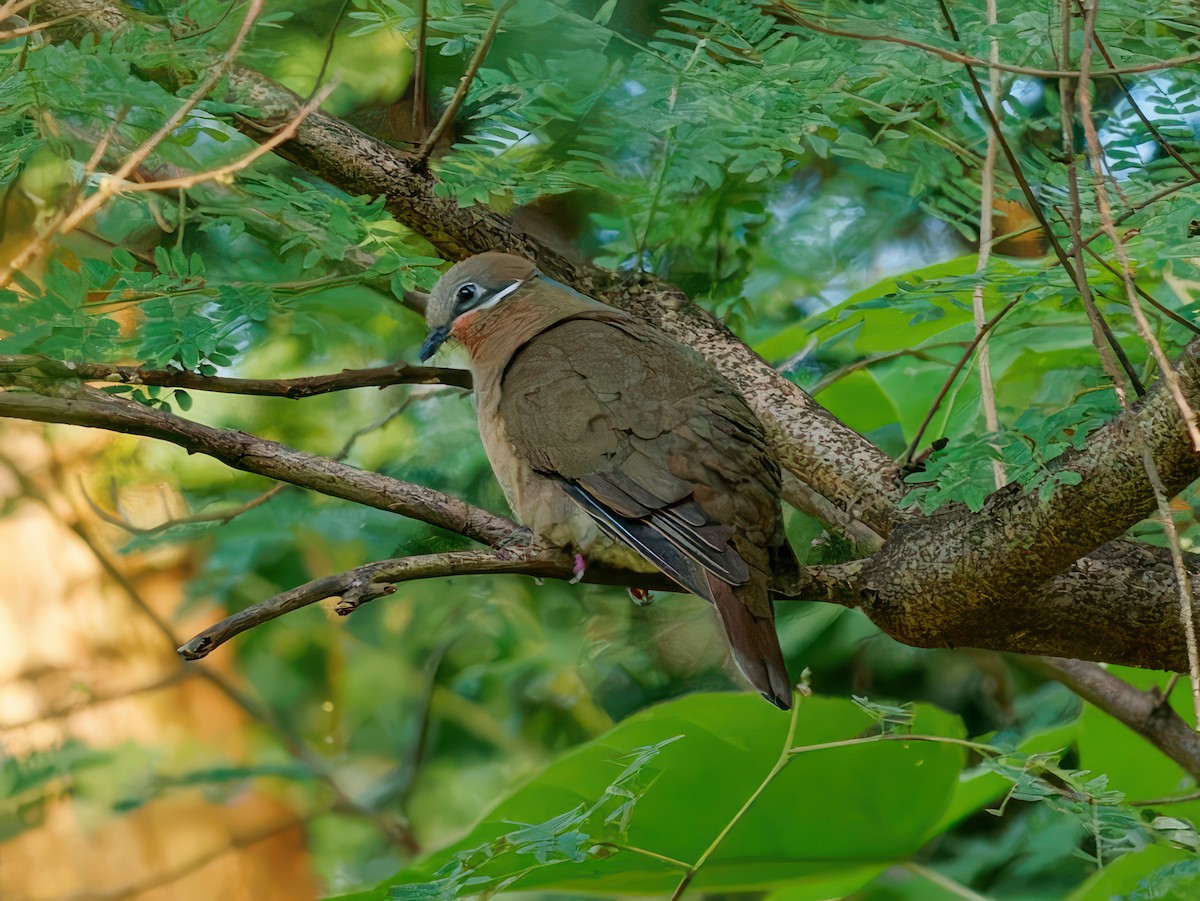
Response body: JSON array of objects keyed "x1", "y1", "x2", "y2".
[
  {"x1": 415, "y1": 0, "x2": 514, "y2": 163},
  {"x1": 177, "y1": 547, "x2": 681, "y2": 660},
  {"x1": 1030, "y1": 658, "x2": 1200, "y2": 779},
  {"x1": 0, "y1": 386, "x2": 515, "y2": 546},
  {"x1": 934, "y1": 0, "x2": 1144, "y2": 397},
  {"x1": 846, "y1": 337, "x2": 1200, "y2": 668}
]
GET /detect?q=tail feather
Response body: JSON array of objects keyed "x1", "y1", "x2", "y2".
[{"x1": 706, "y1": 575, "x2": 792, "y2": 710}]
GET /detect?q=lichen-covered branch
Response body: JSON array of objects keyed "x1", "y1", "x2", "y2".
[{"x1": 848, "y1": 340, "x2": 1200, "y2": 668}]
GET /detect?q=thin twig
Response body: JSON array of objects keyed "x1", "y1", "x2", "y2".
[
  {"x1": 771, "y1": 2, "x2": 1200, "y2": 80},
  {"x1": 0, "y1": 669, "x2": 189, "y2": 733},
  {"x1": 0, "y1": 0, "x2": 267, "y2": 288},
  {"x1": 1082, "y1": 12, "x2": 1200, "y2": 181},
  {"x1": 0, "y1": 13, "x2": 75, "y2": 41},
  {"x1": 1141, "y1": 444, "x2": 1200, "y2": 726},
  {"x1": 1031, "y1": 657, "x2": 1200, "y2": 778},
  {"x1": 900, "y1": 296, "x2": 1020, "y2": 469},
  {"x1": 935, "y1": 0, "x2": 1145, "y2": 397},
  {"x1": 411, "y1": 0, "x2": 428, "y2": 133},
  {"x1": 305, "y1": 0, "x2": 352, "y2": 108},
  {"x1": 0, "y1": 386, "x2": 516, "y2": 546},
  {"x1": 974, "y1": 0, "x2": 1004, "y2": 490},
  {"x1": 415, "y1": 0, "x2": 514, "y2": 163},
  {"x1": 808, "y1": 346, "x2": 958, "y2": 395},
  {"x1": 82, "y1": 107, "x2": 128, "y2": 175},
  {"x1": 113, "y1": 85, "x2": 334, "y2": 195},
  {"x1": 57, "y1": 817, "x2": 306, "y2": 901},
  {"x1": 1074, "y1": 237, "x2": 1200, "y2": 336},
  {"x1": 669, "y1": 691, "x2": 802, "y2": 899},
  {"x1": 1059, "y1": 1, "x2": 1131, "y2": 402},
  {"x1": 904, "y1": 862, "x2": 993, "y2": 901},
  {"x1": 81, "y1": 478, "x2": 285, "y2": 536},
  {"x1": 1130, "y1": 788, "x2": 1200, "y2": 807},
  {"x1": 112, "y1": 0, "x2": 265, "y2": 184},
  {"x1": 0, "y1": 0, "x2": 42, "y2": 21}
]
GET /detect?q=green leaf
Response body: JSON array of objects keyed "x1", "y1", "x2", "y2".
[{"x1": 348, "y1": 693, "x2": 965, "y2": 899}]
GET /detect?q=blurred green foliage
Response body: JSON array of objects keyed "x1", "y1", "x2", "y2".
[{"x1": 4, "y1": 0, "x2": 1200, "y2": 898}]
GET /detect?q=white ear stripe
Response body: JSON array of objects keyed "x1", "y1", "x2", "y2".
[{"x1": 475, "y1": 278, "x2": 526, "y2": 311}]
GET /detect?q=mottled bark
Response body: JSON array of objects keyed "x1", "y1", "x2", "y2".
[{"x1": 854, "y1": 342, "x2": 1200, "y2": 667}]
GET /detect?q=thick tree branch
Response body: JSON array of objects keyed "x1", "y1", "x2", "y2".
[
  {"x1": 0, "y1": 354, "x2": 473, "y2": 394},
  {"x1": 789, "y1": 538, "x2": 1198, "y2": 671},
  {"x1": 0, "y1": 386, "x2": 514, "y2": 546},
  {"x1": 225, "y1": 69, "x2": 903, "y2": 538},
  {"x1": 845, "y1": 339, "x2": 1200, "y2": 668}
]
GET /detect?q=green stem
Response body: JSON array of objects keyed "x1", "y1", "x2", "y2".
[{"x1": 669, "y1": 692, "x2": 803, "y2": 899}]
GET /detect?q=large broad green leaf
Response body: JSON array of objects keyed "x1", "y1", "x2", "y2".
[
  {"x1": 1067, "y1": 844, "x2": 1199, "y2": 900},
  {"x1": 338, "y1": 693, "x2": 965, "y2": 899},
  {"x1": 760, "y1": 864, "x2": 893, "y2": 901},
  {"x1": 754, "y1": 255, "x2": 993, "y2": 363}
]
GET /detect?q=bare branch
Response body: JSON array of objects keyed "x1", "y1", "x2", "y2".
[
  {"x1": 1032, "y1": 658, "x2": 1200, "y2": 779},
  {"x1": 973, "y1": 0, "x2": 1005, "y2": 491},
  {"x1": 0, "y1": 354, "x2": 474, "y2": 394},
  {"x1": 899, "y1": 296, "x2": 1020, "y2": 469},
  {"x1": 0, "y1": 387, "x2": 515, "y2": 547},
  {"x1": 935, "y1": 0, "x2": 1144, "y2": 397},
  {"x1": 411, "y1": 0, "x2": 428, "y2": 133},
  {"x1": 178, "y1": 547, "x2": 681, "y2": 660}
]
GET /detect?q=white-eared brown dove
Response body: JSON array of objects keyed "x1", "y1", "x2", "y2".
[{"x1": 419, "y1": 252, "x2": 798, "y2": 709}]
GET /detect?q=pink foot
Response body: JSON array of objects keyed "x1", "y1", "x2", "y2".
[{"x1": 570, "y1": 554, "x2": 586, "y2": 584}]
